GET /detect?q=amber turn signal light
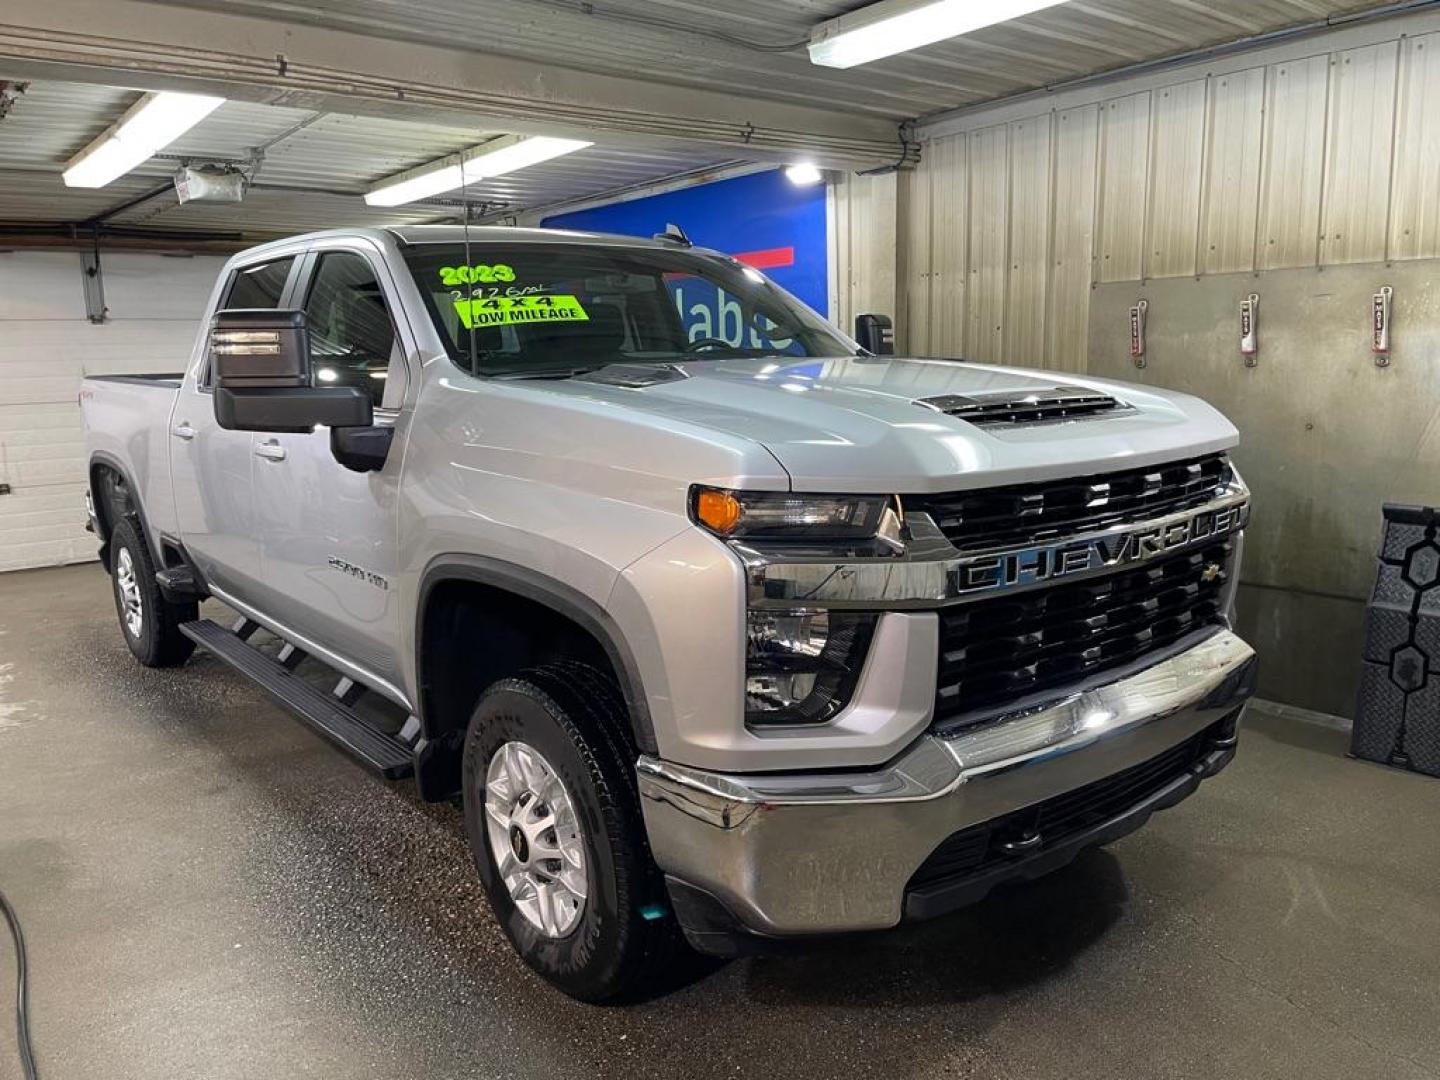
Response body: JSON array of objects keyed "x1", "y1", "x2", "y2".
[{"x1": 694, "y1": 489, "x2": 743, "y2": 535}]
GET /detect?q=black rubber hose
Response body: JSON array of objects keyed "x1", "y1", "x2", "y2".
[{"x1": 0, "y1": 887, "x2": 37, "y2": 1080}]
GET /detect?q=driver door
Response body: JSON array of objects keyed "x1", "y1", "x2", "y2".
[
  {"x1": 246, "y1": 242, "x2": 413, "y2": 698},
  {"x1": 173, "y1": 253, "x2": 300, "y2": 600}
]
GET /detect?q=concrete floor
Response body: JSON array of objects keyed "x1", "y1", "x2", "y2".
[{"x1": 2, "y1": 562, "x2": 1439, "y2": 1080}]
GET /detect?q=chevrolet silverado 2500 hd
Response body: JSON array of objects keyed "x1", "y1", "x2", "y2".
[{"x1": 80, "y1": 225, "x2": 1256, "y2": 1001}]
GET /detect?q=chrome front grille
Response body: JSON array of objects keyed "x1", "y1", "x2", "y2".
[
  {"x1": 906, "y1": 453, "x2": 1233, "y2": 553},
  {"x1": 933, "y1": 539, "x2": 1234, "y2": 727}
]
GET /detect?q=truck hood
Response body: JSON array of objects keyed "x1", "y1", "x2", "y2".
[{"x1": 537, "y1": 355, "x2": 1238, "y2": 493}]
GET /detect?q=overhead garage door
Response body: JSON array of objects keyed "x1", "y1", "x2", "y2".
[{"x1": 0, "y1": 250, "x2": 224, "y2": 571}]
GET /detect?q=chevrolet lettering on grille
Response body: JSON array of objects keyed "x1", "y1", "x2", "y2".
[{"x1": 952, "y1": 499, "x2": 1249, "y2": 596}]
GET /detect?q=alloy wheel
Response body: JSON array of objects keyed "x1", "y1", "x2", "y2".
[
  {"x1": 115, "y1": 547, "x2": 144, "y2": 639},
  {"x1": 484, "y1": 740, "x2": 588, "y2": 937}
]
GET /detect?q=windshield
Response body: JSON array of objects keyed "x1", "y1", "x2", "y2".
[{"x1": 401, "y1": 241, "x2": 856, "y2": 377}]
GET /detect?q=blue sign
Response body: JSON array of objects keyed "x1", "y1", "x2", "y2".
[{"x1": 542, "y1": 168, "x2": 830, "y2": 320}]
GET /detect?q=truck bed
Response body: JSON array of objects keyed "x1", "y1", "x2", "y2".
[{"x1": 80, "y1": 373, "x2": 184, "y2": 545}]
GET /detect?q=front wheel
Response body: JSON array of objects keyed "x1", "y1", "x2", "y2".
[
  {"x1": 461, "y1": 664, "x2": 685, "y2": 1002},
  {"x1": 108, "y1": 518, "x2": 197, "y2": 667}
]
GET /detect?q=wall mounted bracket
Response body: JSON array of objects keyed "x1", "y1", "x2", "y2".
[
  {"x1": 1239, "y1": 293, "x2": 1259, "y2": 367},
  {"x1": 1373, "y1": 285, "x2": 1393, "y2": 367},
  {"x1": 80, "y1": 243, "x2": 107, "y2": 324},
  {"x1": 1128, "y1": 299, "x2": 1147, "y2": 368}
]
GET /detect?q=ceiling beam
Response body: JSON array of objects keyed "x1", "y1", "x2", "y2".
[
  {"x1": 0, "y1": 0, "x2": 916, "y2": 171},
  {"x1": 0, "y1": 223, "x2": 253, "y2": 253}
]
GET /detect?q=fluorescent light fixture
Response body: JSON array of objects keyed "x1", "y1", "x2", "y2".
[
  {"x1": 784, "y1": 162, "x2": 823, "y2": 186},
  {"x1": 63, "y1": 91, "x2": 225, "y2": 188},
  {"x1": 364, "y1": 163, "x2": 465, "y2": 208},
  {"x1": 365, "y1": 134, "x2": 593, "y2": 207},
  {"x1": 808, "y1": 0, "x2": 1070, "y2": 68}
]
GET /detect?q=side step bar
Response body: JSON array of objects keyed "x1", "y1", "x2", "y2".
[{"x1": 180, "y1": 619, "x2": 414, "y2": 779}]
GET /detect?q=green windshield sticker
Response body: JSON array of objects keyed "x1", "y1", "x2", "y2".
[
  {"x1": 453, "y1": 294, "x2": 590, "y2": 329},
  {"x1": 439, "y1": 263, "x2": 516, "y2": 286}
]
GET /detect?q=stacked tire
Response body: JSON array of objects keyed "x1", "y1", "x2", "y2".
[{"x1": 1353, "y1": 504, "x2": 1440, "y2": 776}]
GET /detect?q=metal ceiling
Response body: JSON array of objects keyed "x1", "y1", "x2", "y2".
[
  {"x1": 0, "y1": 80, "x2": 731, "y2": 240},
  {"x1": 148, "y1": 0, "x2": 1389, "y2": 120},
  {"x1": 0, "y1": 1, "x2": 1409, "y2": 245}
]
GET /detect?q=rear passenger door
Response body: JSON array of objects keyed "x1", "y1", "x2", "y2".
[
  {"x1": 172, "y1": 253, "x2": 300, "y2": 601},
  {"x1": 247, "y1": 242, "x2": 413, "y2": 699}
]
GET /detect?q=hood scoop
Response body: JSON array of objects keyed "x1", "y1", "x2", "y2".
[
  {"x1": 916, "y1": 385, "x2": 1132, "y2": 427},
  {"x1": 575, "y1": 363, "x2": 691, "y2": 389}
]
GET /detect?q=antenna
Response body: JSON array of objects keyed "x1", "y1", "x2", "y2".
[
  {"x1": 462, "y1": 188, "x2": 478, "y2": 376},
  {"x1": 652, "y1": 222, "x2": 692, "y2": 246}
]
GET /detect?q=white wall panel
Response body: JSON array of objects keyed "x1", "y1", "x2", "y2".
[
  {"x1": 1321, "y1": 41, "x2": 1400, "y2": 265},
  {"x1": 1257, "y1": 54, "x2": 1330, "y2": 270},
  {"x1": 0, "y1": 251, "x2": 226, "y2": 572},
  {"x1": 1390, "y1": 33, "x2": 1440, "y2": 260},
  {"x1": 1047, "y1": 105, "x2": 1099, "y2": 373},
  {"x1": 1201, "y1": 66, "x2": 1266, "y2": 274},
  {"x1": 967, "y1": 125, "x2": 1009, "y2": 362},
  {"x1": 1096, "y1": 92, "x2": 1151, "y2": 283},
  {"x1": 831, "y1": 171, "x2": 898, "y2": 338},
  {"x1": 1005, "y1": 115, "x2": 1052, "y2": 364},
  {"x1": 1146, "y1": 79, "x2": 1207, "y2": 278},
  {"x1": 927, "y1": 134, "x2": 968, "y2": 357},
  {"x1": 902, "y1": 156, "x2": 934, "y2": 356}
]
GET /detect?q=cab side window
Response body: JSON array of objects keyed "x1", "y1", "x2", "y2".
[{"x1": 303, "y1": 252, "x2": 399, "y2": 408}]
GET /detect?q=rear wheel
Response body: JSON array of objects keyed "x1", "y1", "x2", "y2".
[
  {"x1": 108, "y1": 518, "x2": 197, "y2": 667},
  {"x1": 461, "y1": 663, "x2": 686, "y2": 1002}
]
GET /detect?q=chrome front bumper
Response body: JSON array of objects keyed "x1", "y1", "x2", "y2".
[{"x1": 638, "y1": 628, "x2": 1256, "y2": 943}]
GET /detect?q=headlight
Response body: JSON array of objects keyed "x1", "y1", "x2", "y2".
[
  {"x1": 690, "y1": 486, "x2": 895, "y2": 543},
  {"x1": 745, "y1": 609, "x2": 876, "y2": 727}
]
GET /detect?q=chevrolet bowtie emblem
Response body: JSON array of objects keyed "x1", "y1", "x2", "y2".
[{"x1": 1201, "y1": 563, "x2": 1222, "y2": 583}]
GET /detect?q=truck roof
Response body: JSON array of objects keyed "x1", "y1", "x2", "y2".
[{"x1": 228, "y1": 224, "x2": 710, "y2": 265}]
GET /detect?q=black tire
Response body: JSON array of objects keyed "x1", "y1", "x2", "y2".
[
  {"x1": 461, "y1": 662, "x2": 687, "y2": 1002},
  {"x1": 108, "y1": 518, "x2": 197, "y2": 668}
]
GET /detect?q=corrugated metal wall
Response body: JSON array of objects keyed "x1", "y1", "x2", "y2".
[
  {"x1": 898, "y1": 11, "x2": 1440, "y2": 718},
  {"x1": 831, "y1": 170, "x2": 898, "y2": 334},
  {"x1": 902, "y1": 23, "x2": 1440, "y2": 368}
]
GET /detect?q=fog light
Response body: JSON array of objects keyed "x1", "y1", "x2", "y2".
[{"x1": 745, "y1": 610, "x2": 876, "y2": 727}]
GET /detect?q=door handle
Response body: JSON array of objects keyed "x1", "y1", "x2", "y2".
[
  {"x1": 171, "y1": 422, "x2": 196, "y2": 441},
  {"x1": 254, "y1": 441, "x2": 287, "y2": 462}
]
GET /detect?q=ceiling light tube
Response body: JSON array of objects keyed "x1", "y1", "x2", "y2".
[
  {"x1": 62, "y1": 91, "x2": 225, "y2": 188},
  {"x1": 365, "y1": 134, "x2": 593, "y2": 207},
  {"x1": 808, "y1": 0, "x2": 1070, "y2": 69}
]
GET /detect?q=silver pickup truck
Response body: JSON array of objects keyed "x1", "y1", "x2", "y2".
[{"x1": 80, "y1": 225, "x2": 1256, "y2": 1001}]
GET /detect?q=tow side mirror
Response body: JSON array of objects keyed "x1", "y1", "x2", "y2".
[
  {"x1": 855, "y1": 313, "x2": 895, "y2": 356},
  {"x1": 211, "y1": 309, "x2": 372, "y2": 434}
]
